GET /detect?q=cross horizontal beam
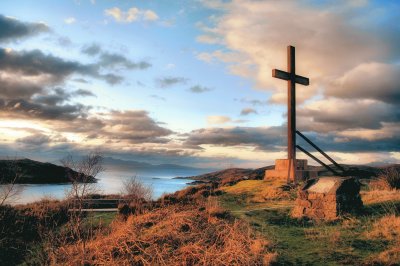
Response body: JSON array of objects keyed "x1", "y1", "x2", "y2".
[{"x1": 272, "y1": 69, "x2": 310, "y2": 86}]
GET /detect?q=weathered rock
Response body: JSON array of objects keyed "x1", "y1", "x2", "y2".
[{"x1": 292, "y1": 176, "x2": 363, "y2": 220}]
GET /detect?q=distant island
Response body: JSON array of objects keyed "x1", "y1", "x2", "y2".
[{"x1": 0, "y1": 158, "x2": 96, "y2": 184}]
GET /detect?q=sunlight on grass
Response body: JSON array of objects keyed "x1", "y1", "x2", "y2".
[
  {"x1": 365, "y1": 214, "x2": 400, "y2": 264},
  {"x1": 221, "y1": 178, "x2": 293, "y2": 203},
  {"x1": 219, "y1": 178, "x2": 400, "y2": 265},
  {"x1": 361, "y1": 189, "x2": 400, "y2": 205}
]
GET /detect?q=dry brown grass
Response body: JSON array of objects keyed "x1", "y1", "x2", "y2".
[
  {"x1": 366, "y1": 214, "x2": 400, "y2": 265},
  {"x1": 361, "y1": 190, "x2": 400, "y2": 205},
  {"x1": 163, "y1": 182, "x2": 220, "y2": 204},
  {"x1": 367, "y1": 215, "x2": 400, "y2": 241},
  {"x1": 54, "y1": 200, "x2": 276, "y2": 265},
  {"x1": 222, "y1": 179, "x2": 292, "y2": 203}
]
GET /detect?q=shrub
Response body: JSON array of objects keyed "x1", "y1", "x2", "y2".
[
  {"x1": 0, "y1": 199, "x2": 69, "y2": 265},
  {"x1": 118, "y1": 177, "x2": 153, "y2": 218},
  {"x1": 122, "y1": 176, "x2": 153, "y2": 202},
  {"x1": 378, "y1": 167, "x2": 400, "y2": 190}
]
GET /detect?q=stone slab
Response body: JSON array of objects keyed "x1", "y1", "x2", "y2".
[{"x1": 307, "y1": 178, "x2": 337, "y2": 194}]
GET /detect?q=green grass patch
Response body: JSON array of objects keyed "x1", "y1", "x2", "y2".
[{"x1": 219, "y1": 181, "x2": 400, "y2": 265}]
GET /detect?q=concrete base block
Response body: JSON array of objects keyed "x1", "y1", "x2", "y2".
[{"x1": 264, "y1": 159, "x2": 318, "y2": 181}]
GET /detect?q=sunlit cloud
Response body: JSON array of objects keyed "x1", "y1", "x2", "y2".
[
  {"x1": 207, "y1": 116, "x2": 231, "y2": 125},
  {"x1": 105, "y1": 7, "x2": 159, "y2": 23}
]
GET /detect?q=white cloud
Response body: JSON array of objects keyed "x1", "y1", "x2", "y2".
[
  {"x1": 105, "y1": 7, "x2": 124, "y2": 22},
  {"x1": 207, "y1": 115, "x2": 231, "y2": 124},
  {"x1": 126, "y1": 8, "x2": 140, "y2": 22},
  {"x1": 105, "y1": 7, "x2": 159, "y2": 23},
  {"x1": 143, "y1": 10, "x2": 159, "y2": 21},
  {"x1": 64, "y1": 17, "x2": 76, "y2": 24},
  {"x1": 197, "y1": 0, "x2": 398, "y2": 104}
]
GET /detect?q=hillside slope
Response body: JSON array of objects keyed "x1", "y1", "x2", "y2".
[
  {"x1": 181, "y1": 164, "x2": 400, "y2": 185},
  {"x1": 0, "y1": 158, "x2": 96, "y2": 184}
]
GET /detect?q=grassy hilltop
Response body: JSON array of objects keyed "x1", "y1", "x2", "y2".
[
  {"x1": 0, "y1": 164, "x2": 399, "y2": 265},
  {"x1": 0, "y1": 158, "x2": 96, "y2": 184}
]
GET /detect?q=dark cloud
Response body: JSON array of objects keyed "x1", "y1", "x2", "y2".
[
  {"x1": 101, "y1": 73, "x2": 123, "y2": 85},
  {"x1": 72, "y1": 78, "x2": 89, "y2": 84},
  {"x1": 297, "y1": 99, "x2": 400, "y2": 132},
  {"x1": 99, "y1": 52, "x2": 151, "y2": 70},
  {"x1": 55, "y1": 110, "x2": 174, "y2": 144},
  {"x1": 185, "y1": 124, "x2": 400, "y2": 154},
  {"x1": 82, "y1": 43, "x2": 152, "y2": 70},
  {"x1": 0, "y1": 75, "x2": 43, "y2": 99},
  {"x1": 16, "y1": 133, "x2": 50, "y2": 146},
  {"x1": 0, "y1": 48, "x2": 94, "y2": 79},
  {"x1": 98, "y1": 110, "x2": 174, "y2": 144},
  {"x1": 82, "y1": 43, "x2": 101, "y2": 56},
  {"x1": 326, "y1": 63, "x2": 400, "y2": 104},
  {"x1": 0, "y1": 48, "x2": 122, "y2": 85},
  {"x1": 296, "y1": 131, "x2": 400, "y2": 153},
  {"x1": 156, "y1": 76, "x2": 188, "y2": 88},
  {"x1": 188, "y1": 85, "x2": 212, "y2": 93},
  {"x1": 185, "y1": 126, "x2": 285, "y2": 151},
  {"x1": 240, "y1": 108, "x2": 257, "y2": 116},
  {"x1": 0, "y1": 98, "x2": 88, "y2": 120},
  {"x1": 0, "y1": 14, "x2": 49, "y2": 42},
  {"x1": 57, "y1": 36, "x2": 72, "y2": 47},
  {"x1": 30, "y1": 87, "x2": 95, "y2": 104},
  {"x1": 58, "y1": 117, "x2": 106, "y2": 134},
  {"x1": 73, "y1": 89, "x2": 96, "y2": 97},
  {"x1": 0, "y1": 85, "x2": 98, "y2": 122},
  {"x1": 33, "y1": 87, "x2": 70, "y2": 105}
]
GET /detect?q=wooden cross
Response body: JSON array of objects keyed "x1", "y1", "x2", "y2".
[{"x1": 272, "y1": 45, "x2": 309, "y2": 180}]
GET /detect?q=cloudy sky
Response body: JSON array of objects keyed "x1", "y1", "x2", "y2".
[{"x1": 0, "y1": 0, "x2": 399, "y2": 168}]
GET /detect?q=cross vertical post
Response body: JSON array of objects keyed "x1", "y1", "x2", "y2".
[
  {"x1": 272, "y1": 45, "x2": 309, "y2": 182},
  {"x1": 288, "y1": 46, "x2": 296, "y2": 167}
]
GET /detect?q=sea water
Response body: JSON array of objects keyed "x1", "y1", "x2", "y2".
[{"x1": 3, "y1": 169, "x2": 199, "y2": 205}]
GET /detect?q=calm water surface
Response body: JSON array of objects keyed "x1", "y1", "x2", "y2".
[{"x1": 7, "y1": 169, "x2": 197, "y2": 204}]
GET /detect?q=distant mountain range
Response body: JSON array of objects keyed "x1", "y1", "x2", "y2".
[
  {"x1": 2, "y1": 157, "x2": 398, "y2": 185},
  {"x1": 0, "y1": 157, "x2": 213, "y2": 184},
  {"x1": 102, "y1": 157, "x2": 213, "y2": 176}
]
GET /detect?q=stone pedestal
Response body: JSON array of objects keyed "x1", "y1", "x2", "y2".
[
  {"x1": 292, "y1": 177, "x2": 363, "y2": 220},
  {"x1": 264, "y1": 159, "x2": 317, "y2": 181}
]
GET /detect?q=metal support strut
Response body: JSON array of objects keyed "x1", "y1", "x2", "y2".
[{"x1": 296, "y1": 130, "x2": 346, "y2": 176}]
